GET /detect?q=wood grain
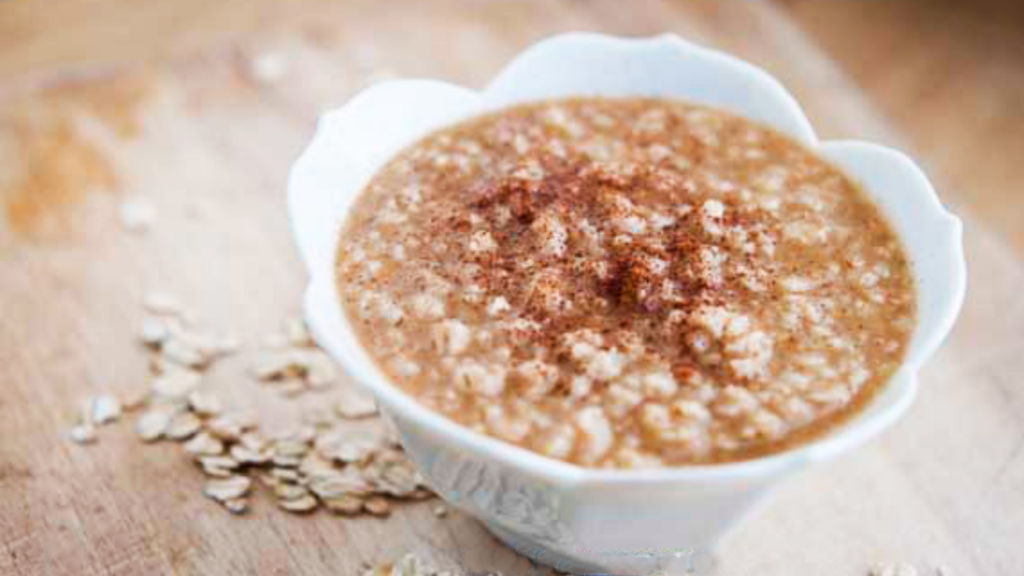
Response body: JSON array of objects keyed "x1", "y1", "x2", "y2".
[
  {"x1": 782, "y1": 0, "x2": 1024, "y2": 253},
  {"x1": 1, "y1": 1, "x2": 1021, "y2": 575}
]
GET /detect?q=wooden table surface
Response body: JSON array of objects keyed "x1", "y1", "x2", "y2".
[{"x1": 1, "y1": 1, "x2": 1022, "y2": 575}]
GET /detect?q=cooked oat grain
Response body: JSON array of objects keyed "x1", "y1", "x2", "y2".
[{"x1": 337, "y1": 97, "x2": 916, "y2": 466}]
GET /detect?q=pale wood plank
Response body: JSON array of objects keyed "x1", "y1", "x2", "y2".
[{"x1": 0, "y1": 1, "x2": 1020, "y2": 575}]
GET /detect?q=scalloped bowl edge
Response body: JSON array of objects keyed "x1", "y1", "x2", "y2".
[{"x1": 288, "y1": 33, "x2": 967, "y2": 488}]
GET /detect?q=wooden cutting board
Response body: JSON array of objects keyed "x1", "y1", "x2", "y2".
[{"x1": 1, "y1": 1, "x2": 1021, "y2": 575}]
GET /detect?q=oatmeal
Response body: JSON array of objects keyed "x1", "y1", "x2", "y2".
[{"x1": 336, "y1": 98, "x2": 916, "y2": 467}]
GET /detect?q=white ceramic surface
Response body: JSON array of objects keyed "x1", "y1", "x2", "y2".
[{"x1": 287, "y1": 33, "x2": 966, "y2": 575}]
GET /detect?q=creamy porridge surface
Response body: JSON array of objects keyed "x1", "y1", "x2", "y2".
[{"x1": 336, "y1": 97, "x2": 916, "y2": 467}]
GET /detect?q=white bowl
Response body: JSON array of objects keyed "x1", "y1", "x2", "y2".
[{"x1": 287, "y1": 33, "x2": 966, "y2": 574}]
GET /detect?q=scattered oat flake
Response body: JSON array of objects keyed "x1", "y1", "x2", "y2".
[
  {"x1": 223, "y1": 498, "x2": 249, "y2": 515},
  {"x1": 184, "y1": 432, "x2": 225, "y2": 456},
  {"x1": 432, "y1": 504, "x2": 447, "y2": 518},
  {"x1": 299, "y1": 452, "x2": 335, "y2": 475},
  {"x1": 372, "y1": 460, "x2": 423, "y2": 497},
  {"x1": 251, "y1": 351, "x2": 300, "y2": 381},
  {"x1": 177, "y1": 329, "x2": 239, "y2": 361},
  {"x1": 204, "y1": 475, "x2": 251, "y2": 502},
  {"x1": 335, "y1": 390, "x2": 378, "y2": 419},
  {"x1": 272, "y1": 454, "x2": 302, "y2": 468},
  {"x1": 239, "y1": 432, "x2": 268, "y2": 450},
  {"x1": 251, "y1": 343, "x2": 336, "y2": 395},
  {"x1": 278, "y1": 494, "x2": 319, "y2": 513},
  {"x1": 149, "y1": 355, "x2": 181, "y2": 376},
  {"x1": 89, "y1": 395, "x2": 122, "y2": 425},
  {"x1": 187, "y1": 390, "x2": 222, "y2": 416},
  {"x1": 118, "y1": 197, "x2": 157, "y2": 232},
  {"x1": 230, "y1": 444, "x2": 270, "y2": 465},
  {"x1": 69, "y1": 424, "x2": 97, "y2": 444},
  {"x1": 198, "y1": 455, "x2": 240, "y2": 479},
  {"x1": 274, "y1": 482, "x2": 309, "y2": 500},
  {"x1": 136, "y1": 407, "x2": 175, "y2": 442},
  {"x1": 160, "y1": 338, "x2": 207, "y2": 369},
  {"x1": 152, "y1": 369, "x2": 202, "y2": 397},
  {"x1": 285, "y1": 317, "x2": 312, "y2": 347},
  {"x1": 257, "y1": 472, "x2": 279, "y2": 489},
  {"x1": 200, "y1": 461, "x2": 235, "y2": 478},
  {"x1": 138, "y1": 316, "x2": 170, "y2": 347},
  {"x1": 165, "y1": 411, "x2": 203, "y2": 441},
  {"x1": 271, "y1": 467, "x2": 302, "y2": 484},
  {"x1": 274, "y1": 438, "x2": 310, "y2": 458},
  {"x1": 324, "y1": 494, "x2": 365, "y2": 516},
  {"x1": 71, "y1": 294, "x2": 438, "y2": 520},
  {"x1": 206, "y1": 412, "x2": 256, "y2": 441},
  {"x1": 304, "y1": 351, "x2": 336, "y2": 388},
  {"x1": 308, "y1": 470, "x2": 372, "y2": 499},
  {"x1": 200, "y1": 455, "x2": 239, "y2": 470},
  {"x1": 315, "y1": 429, "x2": 384, "y2": 464}
]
